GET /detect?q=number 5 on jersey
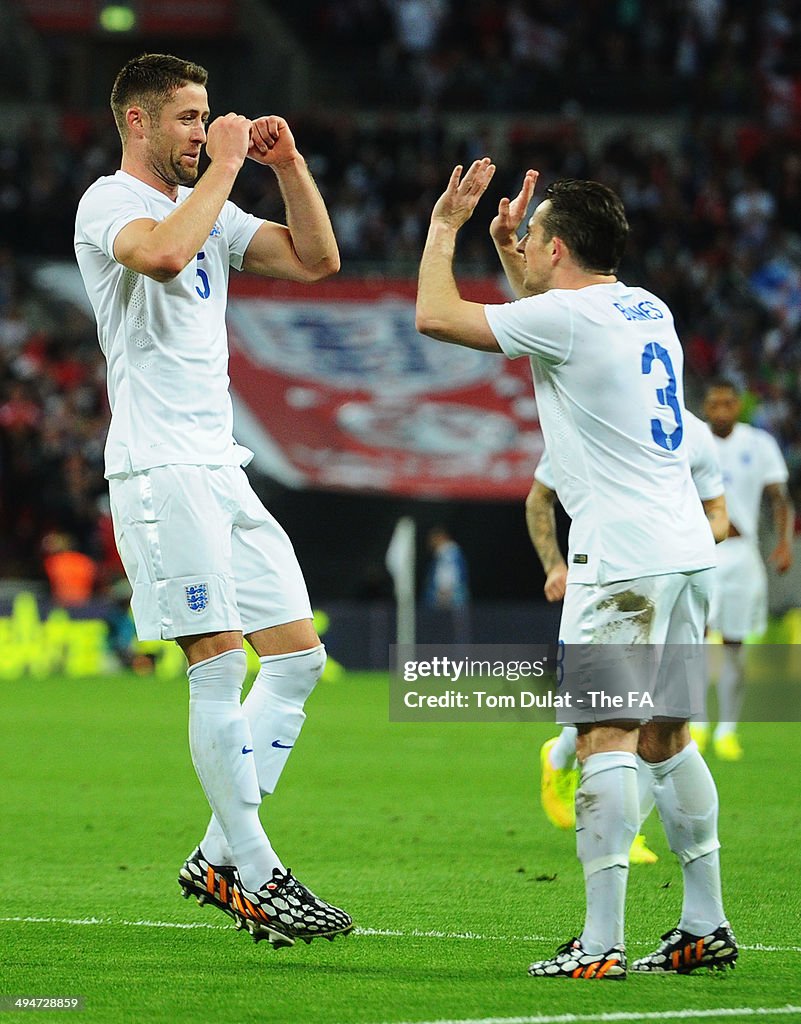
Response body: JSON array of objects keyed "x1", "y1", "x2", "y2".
[{"x1": 195, "y1": 250, "x2": 210, "y2": 299}]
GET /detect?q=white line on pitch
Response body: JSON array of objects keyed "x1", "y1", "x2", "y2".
[
  {"x1": 0, "y1": 917, "x2": 549, "y2": 940},
  {"x1": 356, "y1": 927, "x2": 554, "y2": 942},
  {"x1": 0, "y1": 915, "x2": 229, "y2": 931},
  {"x1": 378, "y1": 1007, "x2": 801, "y2": 1024},
  {"x1": 0, "y1": 917, "x2": 799, "y2": 956}
]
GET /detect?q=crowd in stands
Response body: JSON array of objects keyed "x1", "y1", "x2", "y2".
[
  {"x1": 289, "y1": 0, "x2": 801, "y2": 117},
  {"x1": 2, "y1": 0, "x2": 801, "y2": 585},
  {"x1": 0, "y1": 249, "x2": 118, "y2": 588}
]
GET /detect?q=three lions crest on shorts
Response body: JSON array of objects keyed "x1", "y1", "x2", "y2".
[{"x1": 185, "y1": 583, "x2": 209, "y2": 612}]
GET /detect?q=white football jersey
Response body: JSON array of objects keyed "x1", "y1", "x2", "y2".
[
  {"x1": 535, "y1": 409, "x2": 724, "y2": 503},
  {"x1": 486, "y1": 281, "x2": 716, "y2": 584},
  {"x1": 710, "y1": 421, "x2": 788, "y2": 539},
  {"x1": 74, "y1": 171, "x2": 262, "y2": 478}
]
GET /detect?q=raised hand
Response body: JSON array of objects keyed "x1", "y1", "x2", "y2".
[
  {"x1": 205, "y1": 113, "x2": 252, "y2": 170},
  {"x1": 490, "y1": 169, "x2": 539, "y2": 248},
  {"x1": 247, "y1": 115, "x2": 300, "y2": 167},
  {"x1": 431, "y1": 158, "x2": 496, "y2": 229}
]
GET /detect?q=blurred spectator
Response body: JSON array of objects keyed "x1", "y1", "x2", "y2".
[
  {"x1": 731, "y1": 172, "x2": 777, "y2": 248},
  {"x1": 41, "y1": 531, "x2": 96, "y2": 607},
  {"x1": 392, "y1": 0, "x2": 447, "y2": 57},
  {"x1": 103, "y1": 576, "x2": 145, "y2": 672},
  {"x1": 0, "y1": 301, "x2": 30, "y2": 355},
  {"x1": 423, "y1": 526, "x2": 470, "y2": 609}
]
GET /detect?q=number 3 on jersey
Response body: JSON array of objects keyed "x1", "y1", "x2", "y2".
[
  {"x1": 641, "y1": 341, "x2": 683, "y2": 451},
  {"x1": 195, "y1": 250, "x2": 210, "y2": 299}
]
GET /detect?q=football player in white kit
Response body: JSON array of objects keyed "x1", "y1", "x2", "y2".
[
  {"x1": 529, "y1": 411, "x2": 729, "y2": 865},
  {"x1": 74, "y1": 54, "x2": 352, "y2": 948},
  {"x1": 692, "y1": 380, "x2": 794, "y2": 761},
  {"x1": 416, "y1": 160, "x2": 737, "y2": 978}
]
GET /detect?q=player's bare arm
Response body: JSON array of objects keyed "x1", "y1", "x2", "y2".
[
  {"x1": 241, "y1": 115, "x2": 339, "y2": 282},
  {"x1": 702, "y1": 494, "x2": 729, "y2": 544},
  {"x1": 765, "y1": 481, "x2": 795, "y2": 573},
  {"x1": 525, "y1": 479, "x2": 568, "y2": 602},
  {"x1": 490, "y1": 169, "x2": 538, "y2": 298},
  {"x1": 114, "y1": 112, "x2": 251, "y2": 281},
  {"x1": 416, "y1": 159, "x2": 502, "y2": 351}
]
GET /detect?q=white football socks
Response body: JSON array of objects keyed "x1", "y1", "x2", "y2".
[
  {"x1": 715, "y1": 644, "x2": 745, "y2": 739},
  {"x1": 646, "y1": 740, "x2": 725, "y2": 934},
  {"x1": 548, "y1": 726, "x2": 578, "y2": 770},
  {"x1": 243, "y1": 644, "x2": 326, "y2": 795},
  {"x1": 198, "y1": 644, "x2": 325, "y2": 873},
  {"x1": 576, "y1": 751, "x2": 639, "y2": 954},
  {"x1": 694, "y1": 639, "x2": 719, "y2": 731},
  {"x1": 198, "y1": 815, "x2": 231, "y2": 867},
  {"x1": 635, "y1": 754, "x2": 656, "y2": 825},
  {"x1": 188, "y1": 649, "x2": 283, "y2": 890}
]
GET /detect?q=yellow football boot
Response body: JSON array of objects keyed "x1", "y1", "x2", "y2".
[
  {"x1": 714, "y1": 732, "x2": 743, "y2": 761},
  {"x1": 689, "y1": 724, "x2": 710, "y2": 754},
  {"x1": 629, "y1": 832, "x2": 659, "y2": 865},
  {"x1": 540, "y1": 737, "x2": 579, "y2": 830}
]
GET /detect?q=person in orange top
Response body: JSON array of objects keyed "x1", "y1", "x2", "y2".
[{"x1": 41, "y1": 532, "x2": 96, "y2": 607}]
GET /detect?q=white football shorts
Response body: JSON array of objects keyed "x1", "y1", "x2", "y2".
[
  {"x1": 108, "y1": 464, "x2": 313, "y2": 641},
  {"x1": 708, "y1": 537, "x2": 767, "y2": 641},
  {"x1": 556, "y1": 569, "x2": 713, "y2": 725}
]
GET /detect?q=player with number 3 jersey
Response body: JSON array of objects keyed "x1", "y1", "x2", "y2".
[
  {"x1": 486, "y1": 282, "x2": 715, "y2": 586},
  {"x1": 416, "y1": 164, "x2": 736, "y2": 980}
]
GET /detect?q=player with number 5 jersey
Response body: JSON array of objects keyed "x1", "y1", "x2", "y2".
[
  {"x1": 75, "y1": 170, "x2": 258, "y2": 475},
  {"x1": 74, "y1": 53, "x2": 353, "y2": 951}
]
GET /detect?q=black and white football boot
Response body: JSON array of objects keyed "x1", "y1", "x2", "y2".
[
  {"x1": 231, "y1": 867, "x2": 353, "y2": 949},
  {"x1": 178, "y1": 847, "x2": 236, "y2": 919},
  {"x1": 528, "y1": 936, "x2": 627, "y2": 979},
  {"x1": 630, "y1": 922, "x2": 738, "y2": 973}
]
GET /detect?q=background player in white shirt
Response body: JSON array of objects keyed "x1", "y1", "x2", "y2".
[
  {"x1": 692, "y1": 380, "x2": 795, "y2": 761},
  {"x1": 416, "y1": 160, "x2": 737, "y2": 978},
  {"x1": 74, "y1": 53, "x2": 352, "y2": 948},
  {"x1": 529, "y1": 412, "x2": 729, "y2": 865}
]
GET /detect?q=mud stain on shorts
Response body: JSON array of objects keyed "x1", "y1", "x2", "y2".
[{"x1": 594, "y1": 590, "x2": 655, "y2": 643}]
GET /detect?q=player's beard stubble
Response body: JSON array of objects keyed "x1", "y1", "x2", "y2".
[{"x1": 148, "y1": 135, "x2": 200, "y2": 190}]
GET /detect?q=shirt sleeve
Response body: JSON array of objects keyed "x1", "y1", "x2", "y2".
[
  {"x1": 758, "y1": 430, "x2": 789, "y2": 486},
  {"x1": 686, "y1": 415, "x2": 724, "y2": 500},
  {"x1": 484, "y1": 290, "x2": 574, "y2": 364},
  {"x1": 533, "y1": 448, "x2": 555, "y2": 490},
  {"x1": 75, "y1": 180, "x2": 153, "y2": 262},
  {"x1": 220, "y1": 200, "x2": 264, "y2": 271}
]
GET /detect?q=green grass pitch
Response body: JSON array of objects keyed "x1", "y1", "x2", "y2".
[{"x1": 2, "y1": 670, "x2": 801, "y2": 1023}]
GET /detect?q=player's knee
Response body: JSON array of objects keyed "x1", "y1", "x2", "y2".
[
  {"x1": 256, "y1": 643, "x2": 327, "y2": 705},
  {"x1": 303, "y1": 643, "x2": 327, "y2": 686},
  {"x1": 638, "y1": 720, "x2": 689, "y2": 762},
  {"x1": 247, "y1": 617, "x2": 320, "y2": 657},
  {"x1": 576, "y1": 721, "x2": 639, "y2": 762}
]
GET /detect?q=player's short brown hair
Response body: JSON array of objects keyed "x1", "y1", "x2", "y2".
[
  {"x1": 541, "y1": 180, "x2": 629, "y2": 274},
  {"x1": 110, "y1": 53, "x2": 208, "y2": 140}
]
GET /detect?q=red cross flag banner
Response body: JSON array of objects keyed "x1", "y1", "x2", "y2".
[{"x1": 227, "y1": 277, "x2": 543, "y2": 500}]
